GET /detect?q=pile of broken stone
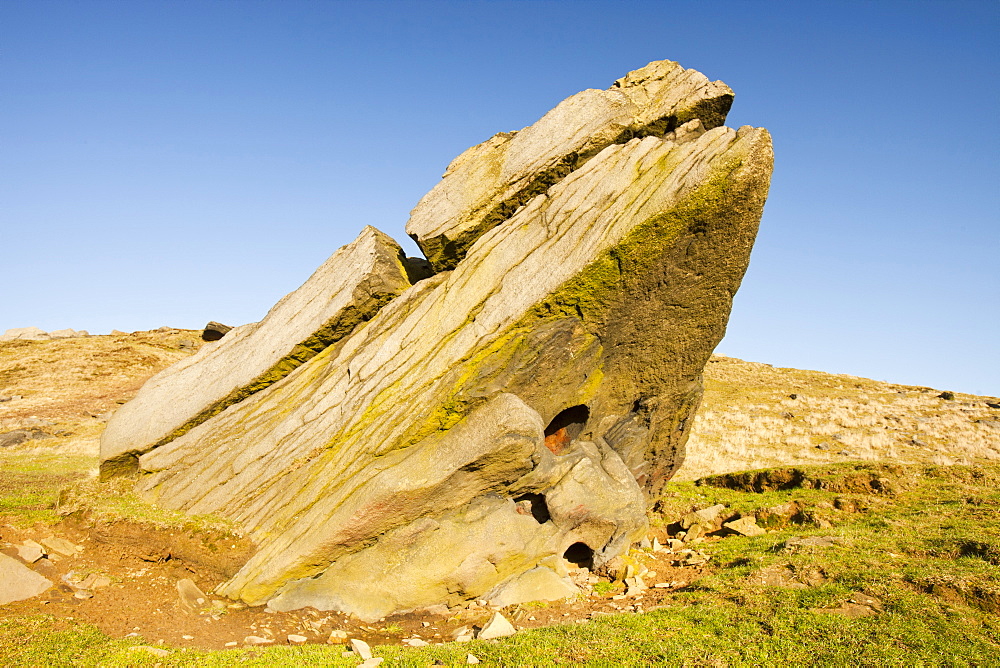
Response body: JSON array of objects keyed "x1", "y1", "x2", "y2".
[
  {"x1": 0, "y1": 536, "x2": 96, "y2": 605},
  {"x1": 97, "y1": 58, "x2": 772, "y2": 621}
]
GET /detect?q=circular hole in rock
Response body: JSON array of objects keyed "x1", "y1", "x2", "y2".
[
  {"x1": 513, "y1": 493, "x2": 550, "y2": 524},
  {"x1": 563, "y1": 542, "x2": 594, "y2": 569},
  {"x1": 544, "y1": 405, "x2": 590, "y2": 454}
]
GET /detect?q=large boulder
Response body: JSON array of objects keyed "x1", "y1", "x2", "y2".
[{"x1": 104, "y1": 59, "x2": 773, "y2": 620}]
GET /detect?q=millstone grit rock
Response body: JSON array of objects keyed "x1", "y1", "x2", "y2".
[
  {"x1": 406, "y1": 59, "x2": 733, "y2": 271},
  {"x1": 100, "y1": 226, "x2": 414, "y2": 476},
  {"x1": 102, "y1": 59, "x2": 772, "y2": 621}
]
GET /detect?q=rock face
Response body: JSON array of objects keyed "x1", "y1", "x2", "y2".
[
  {"x1": 0, "y1": 327, "x2": 89, "y2": 342},
  {"x1": 100, "y1": 226, "x2": 414, "y2": 476},
  {"x1": 406, "y1": 59, "x2": 734, "y2": 271},
  {"x1": 101, "y1": 59, "x2": 772, "y2": 621}
]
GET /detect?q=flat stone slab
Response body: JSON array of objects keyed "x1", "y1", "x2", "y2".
[
  {"x1": 0, "y1": 553, "x2": 53, "y2": 604},
  {"x1": 39, "y1": 536, "x2": 82, "y2": 557}
]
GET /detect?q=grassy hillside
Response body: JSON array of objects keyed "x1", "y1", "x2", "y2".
[
  {"x1": 0, "y1": 333, "x2": 998, "y2": 665},
  {"x1": 677, "y1": 356, "x2": 1000, "y2": 480}
]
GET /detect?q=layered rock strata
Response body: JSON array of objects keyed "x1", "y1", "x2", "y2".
[
  {"x1": 100, "y1": 226, "x2": 414, "y2": 476},
  {"x1": 406, "y1": 59, "x2": 734, "y2": 271},
  {"x1": 101, "y1": 59, "x2": 772, "y2": 621}
]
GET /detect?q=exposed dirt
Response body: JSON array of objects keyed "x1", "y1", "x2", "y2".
[
  {"x1": 0, "y1": 515, "x2": 706, "y2": 650},
  {"x1": 3, "y1": 334, "x2": 995, "y2": 652}
]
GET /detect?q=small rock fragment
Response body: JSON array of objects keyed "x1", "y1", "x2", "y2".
[
  {"x1": 467, "y1": 654, "x2": 481, "y2": 664},
  {"x1": 73, "y1": 590, "x2": 93, "y2": 599},
  {"x1": 723, "y1": 516, "x2": 766, "y2": 537},
  {"x1": 327, "y1": 629, "x2": 349, "y2": 644},
  {"x1": 16, "y1": 540, "x2": 45, "y2": 563},
  {"x1": 478, "y1": 612, "x2": 516, "y2": 640},
  {"x1": 287, "y1": 634, "x2": 308, "y2": 645},
  {"x1": 402, "y1": 637, "x2": 429, "y2": 647},
  {"x1": 177, "y1": 578, "x2": 208, "y2": 613},
  {"x1": 624, "y1": 576, "x2": 647, "y2": 595},
  {"x1": 682, "y1": 524, "x2": 703, "y2": 542},
  {"x1": 131, "y1": 646, "x2": 170, "y2": 658},
  {"x1": 244, "y1": 636, "x2": 274, "y2": 645},
  {"x1": 78, "y1": 573, "x2": 112, "y2": 590},
  {"x1": 350, "y1": 638, "x2": 374, "y2": 660},
  {"x1": 225, "y1": 641, "x2": 238, "y2": 647}
]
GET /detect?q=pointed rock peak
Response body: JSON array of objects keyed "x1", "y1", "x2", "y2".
[{"x1": 100, "y1": 225, "x2": 414, "y2": 477}]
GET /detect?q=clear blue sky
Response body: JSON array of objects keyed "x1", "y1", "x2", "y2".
[{"x1": 2, "y1": 1, "x2": 997, "y2": 396}]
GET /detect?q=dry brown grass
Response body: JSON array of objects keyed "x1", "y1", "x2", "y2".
[
  {"x1": 3, "y1": 334, "x2": 997, "y2": 483},
  {"x1": 0, "y1": 329, "x2": 204, "y2": 457},
  {"x1": 675, "y1": 356, "x2": 1000, "y2": 480}
]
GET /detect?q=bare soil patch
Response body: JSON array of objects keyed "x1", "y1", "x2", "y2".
[{"x1": 0, "y1": 513, "x2": 704, "y2": 651}]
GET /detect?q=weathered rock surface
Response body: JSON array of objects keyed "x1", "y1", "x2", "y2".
[
  {"x1": 0, "y1": 553, "x2": 52, "y2": 604},
  {"x1": 406, "y1": 59, "x2": 733, "y2": 271},
  {"x1": 0, "y1": 327, "x2": 51, "y2": 342},
  {"x1": 201, "y1": 321, "x2": 233, "y2": 342},
  {"x1": 103, "y1": 59, "x2": 772, "y2": 621},
  {"x1": 100, "y1": 226, "x2": 414, "y2": 476}
]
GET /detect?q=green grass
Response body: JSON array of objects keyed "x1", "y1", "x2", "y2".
[
  {"x1": 0, "y1": 452, "x2": 238, "y2": 535},
  {"x1": 0, "y1": 453, "x2": 95, "y2": 525},
  {"x1": 2, "y1": 459, "x2": 999, "y2": 666}
]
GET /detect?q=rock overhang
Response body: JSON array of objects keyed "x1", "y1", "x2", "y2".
[{"x1": 100, "y1": 59, "x2": 773, "y2": 620}]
